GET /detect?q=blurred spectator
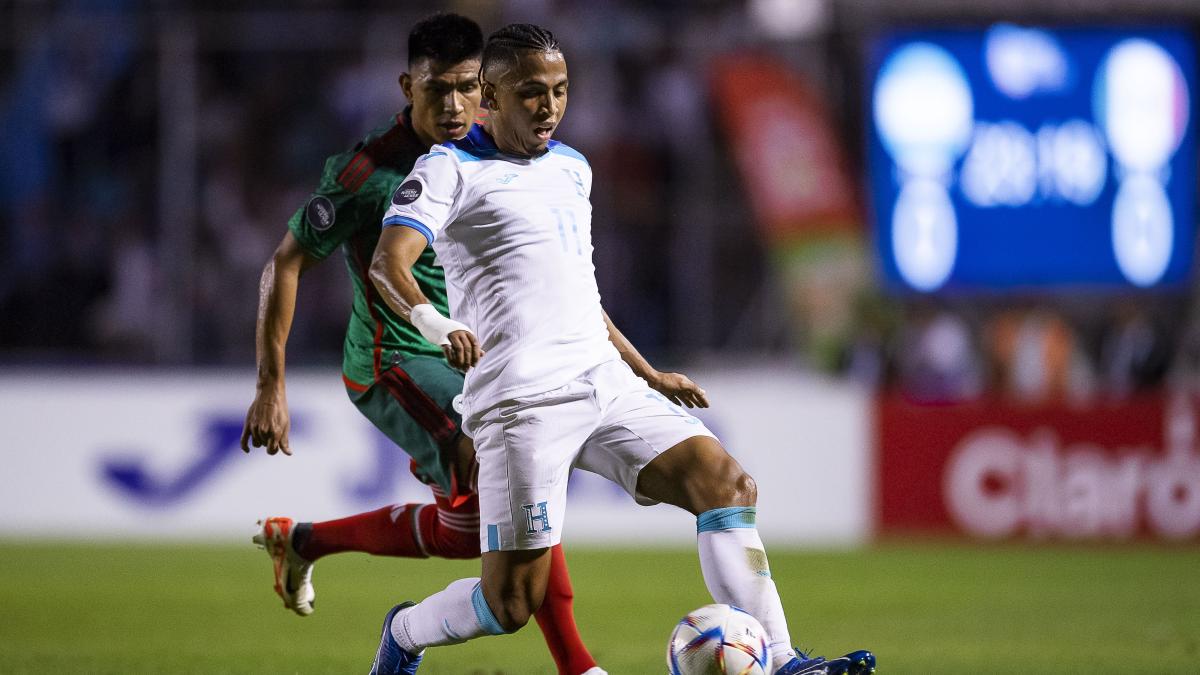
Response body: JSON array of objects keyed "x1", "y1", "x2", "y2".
[
  {"x1": 88, "y1": 215, "x2": 158, "y2": 359},
  {"x1": 1097, "y1": 303, "x2": 1171, "y2": 398},
  {"x1": 895, "y1": 308, "x2": 984, "y2": 402},
  {"x1": 986, "y1": 307, "x2": 1095, "y2": 403},
  {"x1": 1168, "y1": 296, "x2": 1200, "y2": 393},
  {"x1": 838, "y1": 291, "x2": 899, "y2": 388}
]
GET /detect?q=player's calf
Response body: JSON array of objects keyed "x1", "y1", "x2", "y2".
[{"x1": 637, "y1": 437, "x2": 809, "y2": 670}]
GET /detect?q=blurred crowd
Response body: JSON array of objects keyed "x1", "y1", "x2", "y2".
[
  {"x1": 2, "y1": 0, "x2": 1199, "y2": 404},
  {"x1": 1, "y1": 0, "x2": 746, "y2": 365},
  {"x1": 841, "y1": 295, "x2": 1198, "y2": 403}
]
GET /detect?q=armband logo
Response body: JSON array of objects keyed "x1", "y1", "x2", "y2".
[
  {"x1": 305, "y1": 195, "x2": 336, "y2": 232},
  {"x1": 392, "y1": 180, "x2": 423, "y2": 205}
]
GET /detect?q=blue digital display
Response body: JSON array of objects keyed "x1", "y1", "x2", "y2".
[{"x1": 867, "y1": 26, "x2": 1196, "y2": 293}]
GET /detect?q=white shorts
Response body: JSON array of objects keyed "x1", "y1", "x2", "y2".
[{"x1": 465, "y1": 358, "x2": 716, "y2": 552}]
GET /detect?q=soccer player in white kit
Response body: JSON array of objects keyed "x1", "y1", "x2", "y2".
[{"x1": 365, "y1": 23, "x2": 875, "y2": 675}]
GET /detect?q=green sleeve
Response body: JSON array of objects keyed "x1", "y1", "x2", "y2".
[{"x1": 286, "y1": 153, "x2": 375, "y2": 261}]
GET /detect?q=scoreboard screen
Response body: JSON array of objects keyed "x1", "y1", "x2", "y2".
[{"x1": 866, "y1": 26, "x2": 1196, "y2": 293}]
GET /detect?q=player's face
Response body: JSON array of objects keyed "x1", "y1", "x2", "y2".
[
  {"x1": 486, "y1": 50, "x2": 568, "y2": 156},
  {"x1": 402, "y1": 58, "x2": 482, "y2": 148}
]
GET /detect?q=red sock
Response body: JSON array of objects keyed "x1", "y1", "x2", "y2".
[
  {"x1": 535, "y1": 544, "x2": 598, "y2": 675},
  {"x1": 299, "y1": 504, "x2": 428, "y2": 561},
  {"x1": 298, "y1": 486, "x2": 481, "y2": 562},
  {"x1": 415, "y1": 488, "x2": 480, "y2": 559}
]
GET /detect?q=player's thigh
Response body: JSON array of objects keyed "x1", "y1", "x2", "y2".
[
  {"x1": 350, "y1": 355, "x2": 467, "y2": 488},
  {"x1": 472, "y1": 388, "x2": 597, "y2": 555}
]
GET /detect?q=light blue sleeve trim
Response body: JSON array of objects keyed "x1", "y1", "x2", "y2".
[
  {"x1": 471, "y1": 582, "x2": 509, "y2": 635},
  {"x1": 697, "y1": 506, "x2": 757, "y2": 533},
  {"x1": 382, "y1": 215, "x2": 435, "y2": 244},
  {"x1": 549, "y1": 143, "x2": 589, "y2": 165},
  {"x1": 486, "y1": 524, "x2": 500, "y2": 552}
]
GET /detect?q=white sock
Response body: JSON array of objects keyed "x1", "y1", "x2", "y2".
[
  {"x1": 389, "y1": 577, "x2": 507, "y2": 652},
  {"x1": 697, "y1": 507, "x2": 797, "y2": 670}
]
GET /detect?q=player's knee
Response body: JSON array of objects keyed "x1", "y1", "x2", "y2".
[
  {"x1": 480, "y1": 549, "x2": 550, "y2": 633},
  {"x1": 733, "y1": 469, "x2": 757, "y2": 506},
  {"x1": 490, "y1": 593, "x2": 542, "y2": 633},
  {"x1": 683, "y1": 451, "x2": 756, "y2": 511},
  {"x1": 710, "y1": 460, "x2": 756, "y2": 508},
  {"x1": 647, "y1": 438, "x2": 758, "y2": 513}
]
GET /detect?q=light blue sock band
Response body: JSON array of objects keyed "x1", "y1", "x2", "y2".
[
  {"x1": 697, "y1": 506, "x2": 757, "y2": 533},
  {"x1": 470, "y1": 582, "x2": 508, "y2": 635}
]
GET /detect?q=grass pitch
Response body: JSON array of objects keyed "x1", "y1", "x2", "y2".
[{"x1": 0, "y1": 540, "x2": 1197, "y2": 673}]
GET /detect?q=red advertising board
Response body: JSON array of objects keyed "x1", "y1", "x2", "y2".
[
  {"x1": 877, "y1": 393, "x2": 1200, "y2": 541},
  {"x1": 709, "y1": 53, "x2": 859, "y2": 244}
]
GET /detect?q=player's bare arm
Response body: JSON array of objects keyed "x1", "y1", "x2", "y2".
[
  {"x1": 241, "y1": 231, "x2": 321, "y2": 456},
  {"x1": 369, "y1": 225, "x2": 483, "y2": 370},
  {"x1": 602, "y1": 310, "x2": 709, "y2": 408}
]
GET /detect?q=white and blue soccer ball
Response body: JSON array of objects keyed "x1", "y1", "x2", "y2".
[{"x1": 667, "y1": 603, "x2": 772, "y2": 675}]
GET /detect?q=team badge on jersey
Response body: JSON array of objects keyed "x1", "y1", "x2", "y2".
[
  {"x1": 305, "y1": 195, "x2": 336, "y2": 231},
  {"x1": 392, "y1": 180, "x2": 422, "y2": 205}
]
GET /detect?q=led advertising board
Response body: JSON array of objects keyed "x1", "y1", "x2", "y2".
[{"x1": 867, "y1": 26, "x2": 1196, "y2": 293}]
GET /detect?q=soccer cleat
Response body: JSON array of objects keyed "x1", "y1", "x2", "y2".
[
  {"x1": 776, "y1": 649, "x2": 876, "y2": 675},
  {"x1": 252, "y1": 517, "x2": 316, "y2": 616},
  {"x1": 369, "y1": 602, "x2": 423, "y2": 674},
  {"x1": 580, "y1": 669, "x2": 609, "y2": 675}
]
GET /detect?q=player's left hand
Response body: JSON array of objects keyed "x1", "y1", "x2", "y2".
[
  {"x1": 443, "y1": 328, "x2": 484, "y2": 371},
  {"x1": 241, "y1": 389, "x2": 292, "y2": 456},
  {"x1": 650, "y1": 372, "x2": 709, "y2": 408}
]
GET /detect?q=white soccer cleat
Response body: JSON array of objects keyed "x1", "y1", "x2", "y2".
[
  {"x1": 580, "y1": 669, "x2": 608, "y2": 675},
  {"x1": 252, "y1": 517, "x2": 316, "y2": 616}
]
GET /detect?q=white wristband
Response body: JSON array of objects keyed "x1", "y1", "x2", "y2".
[{"x1": 410, "y1": 303, "x2": 471, "y2": 346}]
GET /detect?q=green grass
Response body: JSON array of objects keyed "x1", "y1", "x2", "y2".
[{"x1": 0, "y1": 541, "x2": 1197, "y2": 673}]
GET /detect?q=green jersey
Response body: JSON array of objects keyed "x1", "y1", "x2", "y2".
[{"x1": 287, "y1": 111, "x2": 448, "y2": 388}]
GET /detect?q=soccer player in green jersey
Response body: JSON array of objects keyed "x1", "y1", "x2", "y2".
[{"x1": 240, "y1": 14, "x2": 602, "y2": 675}]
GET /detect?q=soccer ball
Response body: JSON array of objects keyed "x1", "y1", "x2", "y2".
[{"x1": 666, "y1": 604, "x2": 772, "y2": 675}]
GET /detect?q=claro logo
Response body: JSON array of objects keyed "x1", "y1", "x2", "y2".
[{"x1": 943, "y1": 406, "x2": 1200, "y2": 541}]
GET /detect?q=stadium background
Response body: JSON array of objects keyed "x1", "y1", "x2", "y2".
[{"x1": 2, "y1": 0, "x2": 1198, "y2": 673}]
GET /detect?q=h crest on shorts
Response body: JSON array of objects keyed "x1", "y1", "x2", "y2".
[{"x1": 523, "y1": 501, "x2": 552, "y2": 535}]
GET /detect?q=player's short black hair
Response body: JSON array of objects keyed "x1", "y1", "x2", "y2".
[
  {"x1": 407, "y1": 13, "x2": 483, "y2": 67},
  {"x1": 480, "y1": 23, "x2": 561, "y2": 81}
]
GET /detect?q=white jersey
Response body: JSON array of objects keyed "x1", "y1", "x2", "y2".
[{"x1": 382, "y1": 125, "x2": 619, "y2": 414}]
